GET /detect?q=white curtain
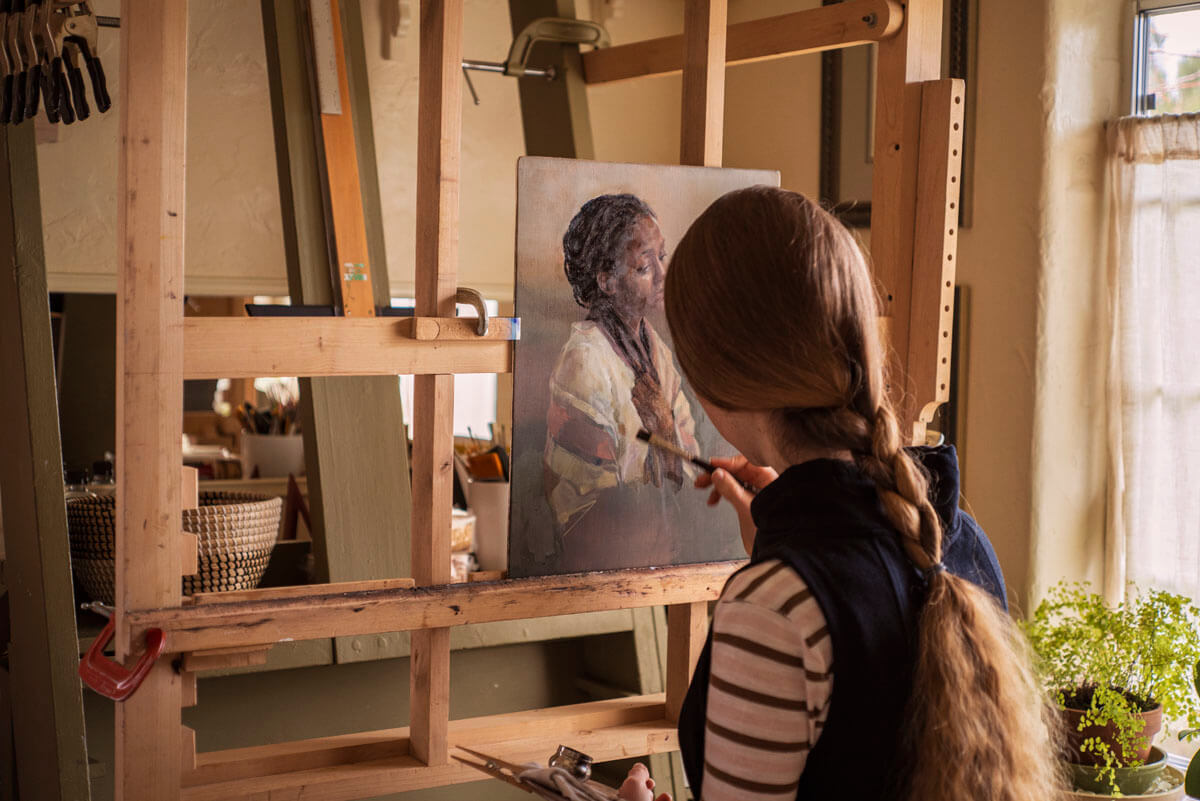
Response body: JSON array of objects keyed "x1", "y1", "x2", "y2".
[{"x1": 1106, "y1": 113, "x2": 1200, "y2": 602}]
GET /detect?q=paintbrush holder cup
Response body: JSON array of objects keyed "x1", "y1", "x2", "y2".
[
  {"x1": 240, "y1": 433, "x2": 305, "y2": 479},
  {"x1": 468, "y1": 480, "x2": 509, "y2": 571}
]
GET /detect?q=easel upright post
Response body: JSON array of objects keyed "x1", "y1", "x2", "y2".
[
  {"x1": 410, "y1": 0, "x2": 464, "y2": 767},
  {"x1": 666, "y1": 0, "x2": 728, "y2": 725},
  {"x1": 869, "y1": 0, "x2": 943, "y2": 441},
  {"x1": 114, "y1": 1, "x2": 189, "y2": 799}
]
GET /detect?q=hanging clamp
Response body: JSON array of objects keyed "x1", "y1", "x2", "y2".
[
  {"x1": 78, "y1": 612, "x2": 167, "y2": 701},
  {"x1": 461, "y1": 17, "x2": 609, "y2": 103}
]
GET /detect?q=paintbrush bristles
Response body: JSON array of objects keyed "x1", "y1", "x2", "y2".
[{"x1": 636, "y1": 428, "x2": 692, "y2": 461}]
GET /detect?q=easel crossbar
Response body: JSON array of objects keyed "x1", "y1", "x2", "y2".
[
  {"x1": 183, "y1": 317, "x2": 512, "y2": 378},
  {"x1": 181, "y1": 695, "x2": 676, "y2": 801},
  {"x1": 582, "y1": 0, "x2": 903, "y2": 84},
  {"x1": 128, "y1": 560, "x2": 741, "y2": 654}
]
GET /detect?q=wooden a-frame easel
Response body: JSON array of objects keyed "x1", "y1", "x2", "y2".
[{"x1": 109, "y1": 1, "x2": 963, "y2": 798}]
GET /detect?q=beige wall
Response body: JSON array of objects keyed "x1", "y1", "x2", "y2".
[{"x1": 38, "y1": 0, "x2": 525, "y2": 300}]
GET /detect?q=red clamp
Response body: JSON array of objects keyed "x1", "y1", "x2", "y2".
[{"x1": 78, "y1": 617, "x2": 167, "y2": 701}]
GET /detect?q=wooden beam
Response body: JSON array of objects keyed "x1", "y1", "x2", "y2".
[
  {"x1": 869, "y1": 0, "x2": 943, "y2": 440},
  {"x1": 180, "y1": 695, "x2": 675, "y2": 801},
  {"x1": 582, "y1": 0, "x2": 902, "y2": 85},
  {"x1": 128, "y1": 561, "x2": 740, "y2": 653},
  {"x1": 188, "y1": 577, "x2": 416, "y2": 605},
  {"x1": 115, "y1": 2, "x2": 187, "y2": 799},
  {"x1": 908, "y1": 79, "x2": 965, "y2": 429},
  {"x1": 0, "y1": 120, "x2": 90, "y2": 801},
  {"x1": 665, "y1": 602, "x2": 709, "y2": 723},
  {"x1": 411, "y1": 0, "x2": 464, "y2": 769},
  {"x1": 316, "y1": 0, "x2": 376, "y2": 317},
  {"x1": 183, "y1": 317, "x2": 512, "y2": 378},
  {"x1": 680, "y1": 0, "x2": 727, "y2": 167}
]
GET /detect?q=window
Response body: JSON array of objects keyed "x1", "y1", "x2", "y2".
[
  {"x1": 391, "y1": 297, "x2": 500, "y2": 439},
  {"x1": 1134, "y1": 1, "x2": 1200, "y2": 114}
]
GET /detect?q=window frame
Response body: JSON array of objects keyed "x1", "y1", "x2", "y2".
[{"x1": 1132, "y1": 0, "x2": 1200, "y2": 114}]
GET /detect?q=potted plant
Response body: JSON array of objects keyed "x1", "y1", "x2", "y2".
[{"x1": 1023, "y1": 582, "x2": 1200, "y2": 796}]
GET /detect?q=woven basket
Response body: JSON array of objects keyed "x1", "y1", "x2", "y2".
[{"x1": 67, "y1": 492, "x2": 283, "y2": 605}]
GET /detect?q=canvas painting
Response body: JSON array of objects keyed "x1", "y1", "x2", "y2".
[{"x1": 508, "y1": 157, "x2": 781, "y2": 578}]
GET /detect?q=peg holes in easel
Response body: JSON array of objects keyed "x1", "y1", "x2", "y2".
[
  {"x1": 949, "y1": 229, "x2": 955, "y2": 236},
  {"x1": 887, "y1": 294, "x2": 894, "y2": 302},
  {"x1": 894, "y1": 143, "x2": 901, "y2": 151},
  {"x1": 946, "y1": 281, "x2": 952, "y2": 288},
  {"x1": 953, "y1": 149, "x2": 959, "y2": 156},
  {"x1": 942, "y1": 357, "x2": 948, "y2": 364},
  {"x1": 947, "y1": 254, "x2": 953, "y2": 261},
  {"x1": 943, "y1": 331, "x2": 949, "y2": 338},
  {"x1": 950, "y1": 202, "x2": 956, "y2": 209},
  {"x1": 944, "y1": 305, "x2": 950, "y2": 312},
  {"x1": 955, "y1": 96, "x2": 962, "y2": 104},
  {"x1": 951, "y1": 176, "x2": 957, "y2": 183}
]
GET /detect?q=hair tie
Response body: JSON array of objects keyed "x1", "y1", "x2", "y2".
[{"x1": 925, "y1": 561, "x2": 947, "y2": 578}]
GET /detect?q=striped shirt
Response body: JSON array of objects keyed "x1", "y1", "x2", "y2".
[{"x1": 702, "y1": 559, "x2": 833, "y2": 800}]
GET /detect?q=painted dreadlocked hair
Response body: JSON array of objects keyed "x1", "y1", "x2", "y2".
[{"x1": 663, "y1": 186, "x2": 1063, "y2": 801}]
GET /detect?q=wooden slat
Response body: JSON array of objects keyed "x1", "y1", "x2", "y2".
[
  {"x1": 869, "y1": 0, "x2": 943, "y2": 440},
  {"x1": 665, "y1": 602, "x2": 709, "y2": 723},
  {"x1": 188, "y1": 578, "x2": 416, "y2": 605},
  {"x1": 411, "y1": 0, "x2": 464, "y2": 769},
  {"x1": 583, "y1": 0, "x2": 902, "y2": 84},
  {"x1": 128, "y1": 561, "x2": 741, "y2": 653},
  {"x1": 907, "y1": 79, "x2": 965, "y2": 429},
  {"x1": 317, "y1": 0, "x2": 376, "y2": 317},
  {"x1": 181, "y1": 695, "x2": 674, "y2": 801},
  {"x1": 182, "y1": 646, "x2": 273, "y2": 673},
  {"x1": 182, "y1": 317, "x2": 512, "y2": 378},
  {"x1": 0, "y1": 119, "x2": 90, "y2": 801},
  {"x1": 679, "y1": 0, "x2": 727, "y2": 167},
  {"x1": 115, "y1": 2, "x2": 188, "y2": 799},
  {"x1": 402, "y1": 316, "x2": 520, "y2": 341}
]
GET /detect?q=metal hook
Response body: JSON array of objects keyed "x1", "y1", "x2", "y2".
[{"x1": 462, "y1": 65, "x2": 480, "y2": 105}]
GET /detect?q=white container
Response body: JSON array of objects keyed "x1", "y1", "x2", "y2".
[
  {"x1": 240, "y1": 433, "x2": 305, "y2": 479},
  {"x1": 468, "y1": 480, "x2": 509, "y2": 572}
]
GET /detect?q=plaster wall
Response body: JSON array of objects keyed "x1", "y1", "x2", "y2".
[{"x1": 1028, "y1": 0, "x2": 1125, "y2": 602}]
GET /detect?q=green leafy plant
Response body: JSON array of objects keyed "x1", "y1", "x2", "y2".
[{"x1": 1022, "y1": 582, "x2": 1200, "y2": 795}]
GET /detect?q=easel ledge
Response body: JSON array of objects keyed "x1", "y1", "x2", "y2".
[{"x1": 130, "y1": 560, "x2": 741, "y2": 654}]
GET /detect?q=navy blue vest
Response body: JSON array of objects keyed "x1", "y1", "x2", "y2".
[{"x1": 677, "y1": 446, "x2": 1006, "y2": 799}]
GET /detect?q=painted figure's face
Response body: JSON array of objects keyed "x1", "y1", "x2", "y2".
[{"x1": 597, "y1": 216, "x2": 667, "y2": 325}]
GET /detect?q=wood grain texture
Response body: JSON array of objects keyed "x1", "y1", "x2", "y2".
[
  {"x1": 665, "y1": 602, "x2": 709, "y2": 723},
  {"x1": 908, "y1": 79, "x2": 965, "y2": 434},
  {"x1": 182, "y1": 646, "x2": 272, "y2": 673},
  {"x1": 680, "y1": 0, "x2": 727, "y2": 167},
  {"x1": 126, "y1": 561, "x2": 742, "y2": 653},
  {"x1": 115, "y1": 1, "x2": 188, "y2": 798},
  {"x1": 0, "y1": 122, "x2": 90, "y2": 801},
  {"x1": 412, "y1": 0, "x2": 464, "y2": 767},
  {"x1": 183, "y1": 317, "x2": 512, "y2": 378},
  {"x1": 583, "y1": 0, "x2": 902, "y2": 84},
  {"x1": 188, "y1": 578, "x2": 416, "y2": 605},
  {"x1": 404, "y1": 316, "x2": 520, "y2": 341},
  {"x1": 869, "y1": 0, "x2": 943, "y2": 440},
  {"x1": 181, "y1": 695, "x2": 675, "y2": 801}
]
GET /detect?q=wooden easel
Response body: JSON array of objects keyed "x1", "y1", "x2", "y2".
[{"x1": 111, "y1": 0, "x2": 962, "y2": 798}]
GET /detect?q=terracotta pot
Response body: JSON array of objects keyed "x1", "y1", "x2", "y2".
[{"x1": 1061, "y1": 700, "x2": 1163, "y2": 766}]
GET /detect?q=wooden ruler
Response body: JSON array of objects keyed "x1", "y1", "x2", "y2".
[{"x1": 309, "y1": 0, "x2": 375, "y2": 317}]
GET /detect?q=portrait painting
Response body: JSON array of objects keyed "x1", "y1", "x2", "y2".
[{"x1": 508, "y1": 157, "x2": 780, "y2": 578}]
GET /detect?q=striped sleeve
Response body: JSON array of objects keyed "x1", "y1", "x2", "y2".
[{"x1": 701, "y1": 560, "x2": 833, "y2": 801}]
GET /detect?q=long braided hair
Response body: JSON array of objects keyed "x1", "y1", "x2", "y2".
[{"x1": 663, "y1": 186, "x2": 1063, "y2": 801}]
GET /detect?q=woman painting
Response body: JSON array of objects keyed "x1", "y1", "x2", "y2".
[
  {"x1": 544, "y1": 194, "x2": 699, "y2": 566},
  {"x1": 615, "y1": 187, "x2": 1062, "y2": 801}
]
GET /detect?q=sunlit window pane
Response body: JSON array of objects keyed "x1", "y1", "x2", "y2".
[{"x1": 1144, "y1": 6, "x2": 1200, "y2": 114}]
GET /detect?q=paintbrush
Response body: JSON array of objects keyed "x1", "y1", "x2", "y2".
[{"x1": 635, "y1": 429, "x2": 759, "y2": 494}]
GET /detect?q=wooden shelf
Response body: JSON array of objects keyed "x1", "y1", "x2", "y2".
[
  {"x1": 126, "y1": 561, "x2": 740, "y2": 654},
  {"x1": 182, "y1": 695, "x2": 676, "y2": 801}
]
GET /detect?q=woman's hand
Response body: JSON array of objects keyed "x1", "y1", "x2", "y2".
[
  {"x1": 617, "y1": 762, "x2": 671, "y2": 801},
  {"x1": 695, "y1": 455, "x2": 778, "y2": 554}
]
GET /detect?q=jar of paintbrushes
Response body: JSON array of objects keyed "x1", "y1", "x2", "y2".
[{"x1": 236, "y1": 401, "x2": 304, "y2": 479}]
